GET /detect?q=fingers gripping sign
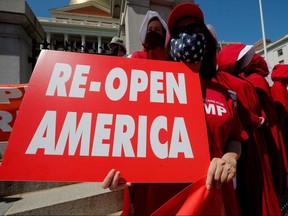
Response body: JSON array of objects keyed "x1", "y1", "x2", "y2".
[
  {"x1": 102, "y1": 169, "x2": 131, "y2": 191},
  {"x1": 206, "y1": 157, "x2": 236, "y2": 190}
]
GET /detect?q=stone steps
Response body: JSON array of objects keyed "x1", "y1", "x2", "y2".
[
  {"x1": 0, "y1": 182, "x2": 123, "y2": 215},
  {"x1": 0, "y1": 140, "x2": 124, "y2": 215},
  {"x1": 0, "y1": 181, "x2": 76, "y2": 197}
]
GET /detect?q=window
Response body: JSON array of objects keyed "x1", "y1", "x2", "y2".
[{"x1": 277, "y1": 49, "x2": 283, "y2": 56}]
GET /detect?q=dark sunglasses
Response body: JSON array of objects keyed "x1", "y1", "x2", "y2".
[{"x1": 171, "y1": 23, "x2": 204, "y2": 37}]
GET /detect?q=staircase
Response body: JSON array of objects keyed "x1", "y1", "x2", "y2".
[{"x1": 0, "y1": 142, "x2": 124, "y2": 215}]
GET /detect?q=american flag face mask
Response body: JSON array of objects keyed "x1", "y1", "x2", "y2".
[{"x1": 170, "y1": 32, "x2": 206, "y2": 63}]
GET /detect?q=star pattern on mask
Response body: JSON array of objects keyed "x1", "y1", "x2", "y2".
[{"x1": 170, "y1": 33, "x2": 206, "y2": 63}]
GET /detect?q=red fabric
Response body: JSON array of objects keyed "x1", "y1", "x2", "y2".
[
  {"x1": 271, "y1": 81, "x2": 288, "y2": 112},
  {"x1": 216, "y1": 72, "x2": 262, "y2": 129},
  {"x1": 151, "y1": 177, "x2": 226, "y2": 216},
  {"x1": 121, "y1": 75, "x2": 242, "y2": 215},
  {"x1": 242, "y1": 54, "x2": 288, "y2": 203},
  {"x1": 271, "y1": 64, "x2": 288, "y2": 83},
  {"x1": 271, "y1": 64, "x2": 288, "y2": 113},
  {"x1": 131, "y1": 47, "x2": 167, "y2": 60},
  {"x1": 242, "y1": 53, "x2": 270, "y2": 77},
  {"x1": 217, "y1": 45, "x2": 283, "y2": 215},
  {"x1": 271, "y1": 64, "x2": 288, "y2": 168},
  {"x1": 201, "y1": 78, "x2": 244, "y2": 158},
  {"x1": 271, "y1": 81, "x2": 288, "y2": 113},
  {"x1": 217, "y1": 44, "x2": 246, "y2": 73}
]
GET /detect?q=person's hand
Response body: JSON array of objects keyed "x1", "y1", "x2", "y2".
[
  {"x1": 258, "y1": 116, "x2": 266, "y2": 127},
  {"x1": 101, "y1": 169, "x2": 131, "y2": 191},
  {"x1": 206, "y1": 156, "x2": 237, "y2": 190}
]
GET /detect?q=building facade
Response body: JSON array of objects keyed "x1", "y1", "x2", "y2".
[
  {"x1": 256, "y1": 34, "x2": 288, "y2": 69},
  {"x1": 39, "y1": 0, "x2": 194, "y2": 55},
  {"x1": 255, "y1": 35, "x2": 288, "y2": 86},
  {"x1": 0, "y1": 0, "x2": 196, "y2": 84},
  {"x1": 0, "y1": 0, "x2": 45, "y2": 84},
  {"x1": 39, "y1": 0, "x2": 120, "y2": 54}
]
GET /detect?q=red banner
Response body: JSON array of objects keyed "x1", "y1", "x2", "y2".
[
  {"x1": 151, "y1": 177, "x2": 225, "y2": 215},
  {"x1": 0, "y1": 50, "x2": 209, "y2": 182},
  {"x1": 0, "y1": 84, "x2": 28, "y2": 141}
]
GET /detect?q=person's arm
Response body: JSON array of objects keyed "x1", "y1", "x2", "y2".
[{"x1": 206, "y1": 140, "x2": 241, "y2": 190}]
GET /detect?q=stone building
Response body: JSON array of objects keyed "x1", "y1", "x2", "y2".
[
  {"x1": 256, "y1": 34, "x2": 288, "y2": 68},
  {"x1": 0, "y1": 0, "x2": 194, "y2": 84},
  {"x1": 39, "y1": 0, "x2": 194, "y2": 55},
  {"x1": 0, "y1": 0, "x2": 45, "y2": 84}
]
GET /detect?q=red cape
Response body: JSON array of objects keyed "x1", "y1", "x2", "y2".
[
  {"x1": 271, "y1": 64, "x2": 288, "y2": 165},
  {"x1": 242, "y1": 53, "x2": 288, "y2": 203},
  {"x1": 217, "y1": 45, "x2": 282, "y2": 215}
]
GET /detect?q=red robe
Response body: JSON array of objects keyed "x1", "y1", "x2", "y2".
[
  {"x1": 121, "y1": 71, "x2": 243, "y2": 215},
  {"x1": 217, "y1": 44, "x2": 282, "y2": 215},
  {"x1": 271, "y1": 64, "x2": 288, "y2": 162},
  {"x1": 242, "y1": 53, "x2": 288, "y2": 203},
  {"x1": 131, "y1": 47, "x2": 167, "y2": 60}
]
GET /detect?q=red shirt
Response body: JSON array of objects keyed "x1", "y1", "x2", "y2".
[
  {"x1": 131, "y1": 47, "x2": 167, "y2": 60},
  {"x1": 121, "y1": 77, "x2": 242, "y2": 216}
]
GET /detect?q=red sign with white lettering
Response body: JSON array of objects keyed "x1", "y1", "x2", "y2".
[
  {"x1": 0, "y1": 84, "x2": 27, "y2": 141},
  {"x1": 0, "y1": 50, "x2": 210, "y2": 183}
]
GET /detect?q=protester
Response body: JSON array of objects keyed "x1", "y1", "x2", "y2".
[
  {"x1": 131, "y1": 10, "x2": 169, "y2": 60},
  {"x1": 241, "y1": 53, "x2": 288, "y2": 203},
  {"x1": 216, "y1": 44, "x2": 282, "y2": 215},
  {"x1": 108, "y1": 36, "x2": 127, "y2": 57},
  {"x1": 102, "y1": 3, "x2": 245, "y2": 215},
  {"x1": 271, "y1": 64, "x2": 288, "y2": 160}
]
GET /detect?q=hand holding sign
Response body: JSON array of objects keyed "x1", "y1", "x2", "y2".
[{"x1": 102, "y1": 169, "x2": 132, "y2": 191}]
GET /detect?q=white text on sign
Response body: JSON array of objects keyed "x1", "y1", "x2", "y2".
[
  {"x1": 46, "y1": 63, "x2": 187, "y2": 104},
  {"x1": 25, "y1": 63, "x2": 194, "y2": 159}
]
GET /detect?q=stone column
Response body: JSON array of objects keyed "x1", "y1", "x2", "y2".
[
  {"x1": 64, "y1": 34, "x2": 69, "y2": 42},
  {"x1": 64, "y1": 34, "x2": 69, "y2": 50},
  {"x1": 81, "y1": 35, "x2": 86, "y2": 52},
  {"x1": 46, "y1": 32, "x2": 51, "y2": 49},
  {"x1": 97, "y1": 36, "x2": 102, "y2": 53},
  {"x1": 0, "y1": 0, "x2": 45, "y2": 84}
]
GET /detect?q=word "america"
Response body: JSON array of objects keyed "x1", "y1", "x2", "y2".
[{"x1": 25, "y1": 111, "x2": 194, "y2": 159}]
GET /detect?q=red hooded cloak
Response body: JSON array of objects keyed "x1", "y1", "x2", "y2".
[
  {"x1": 242, "y1": 53, "x2": 288, "y2": 203},
  {"x1": 217, "y1": 44, "x2": 282, "y2": 215},
  {"x1": 271, "y1": 64, "x2": 288, "y2": 160},
  {"x1": 131, "y1": 11, "x2": 168, "y2": 60}
]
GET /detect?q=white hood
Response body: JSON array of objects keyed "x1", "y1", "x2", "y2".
[{"x1": 139, "y1": 10, "x2": 170, "y2": 48}]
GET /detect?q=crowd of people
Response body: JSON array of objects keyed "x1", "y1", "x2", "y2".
[{"x1": 102, "y1": 2, "x2": 288, "y2": 215}]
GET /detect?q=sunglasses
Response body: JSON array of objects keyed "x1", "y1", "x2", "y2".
[{"x1": 171, "y1": 23, "x2": 205, "y2": 38}]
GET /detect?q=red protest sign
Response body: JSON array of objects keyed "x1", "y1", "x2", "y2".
[
  {"x1": 0, "y1": 84, "x2": 28, "y2": 141},
  {"x1": 0, "y1": 50, "x2": 210, "y2": 183}
]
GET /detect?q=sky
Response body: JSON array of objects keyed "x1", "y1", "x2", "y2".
[{"x1": 25, "y1": 0, "x2": 288, "y2": 45}]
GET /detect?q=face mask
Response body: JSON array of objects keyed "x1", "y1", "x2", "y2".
[
  {"x1": 111, "y1": 46, "x2": 119, "y2": 56},
  {"x1": 144, "y1": 31, "x2": 165, "y2": 50},
  {"x1": 170, "y1": 32, "x2": 206, "y2": 63}
]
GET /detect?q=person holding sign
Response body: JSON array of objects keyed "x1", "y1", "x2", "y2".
[
  {"x1": 102, "y1": 3, "x2": 244, "y2": 215},
  {"x1": 131, "y1": 10, "x2": 169, "y2": 60}
]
